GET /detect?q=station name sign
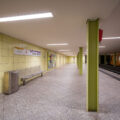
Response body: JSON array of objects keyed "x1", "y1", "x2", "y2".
[{"x1": 14, "y1": 47, "x2": 41, "y2": 56}]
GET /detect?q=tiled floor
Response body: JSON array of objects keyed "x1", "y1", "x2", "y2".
[{"x1": 0, "y1": 64, "x2": 120, "y2": 120}]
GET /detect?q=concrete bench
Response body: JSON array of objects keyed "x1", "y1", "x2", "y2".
[{"x1": 19, "y1": 66, "x2": 43, "y2": 85}]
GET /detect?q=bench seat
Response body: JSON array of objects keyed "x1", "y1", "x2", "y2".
[{"x1": 19, "y1": 66, "x2": 43, "y2": 85}]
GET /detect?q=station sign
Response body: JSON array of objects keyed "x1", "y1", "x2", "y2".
[{"x1": 14, "y1": 47, "x2": 41, "y2": 56}]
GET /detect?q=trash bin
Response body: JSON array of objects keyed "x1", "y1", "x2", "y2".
[{"x1": 3, "y1": 71, "x2": 19, "y2": 94}]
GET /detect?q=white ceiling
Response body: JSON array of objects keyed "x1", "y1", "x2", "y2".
[{"x1": 0, "y1": 0, "x2": 120, "y2": 56}]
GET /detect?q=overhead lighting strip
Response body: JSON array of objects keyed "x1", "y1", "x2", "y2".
[
  {"x1": 0, "y1": 12, "x2": 53, "y2": 22},
  {"x1": 58, "y1": 50, "x2": 70, "y2": 52},
  {"x1": 102, "y1": 37, "x2": 120, "y2": 40},
  {"x1": 99, "y1": 46, "x2": 105, "y2": 48},
  {"x1": 47, "y1": 43, "x2": 68, "y2": 46}
]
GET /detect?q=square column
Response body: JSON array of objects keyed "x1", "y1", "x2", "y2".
[
  {"x1": 87, "y1": 19, "x2": 99, "y2": 111},
  {"x1": 77, "y1": 53, "x2": 79, "y2": 68},
  {"x1": 113, "y1": 53, "x2": 116, "y2": 66},
  {"x1": 79, "y1": 47, "x2": 83, "y2": 75},
  {"x1": 104, "y1": 55, "x2": 107, "y2": 64}
]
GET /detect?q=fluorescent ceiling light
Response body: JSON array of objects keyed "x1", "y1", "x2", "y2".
[
  {"x1": 99, "y1": 46, "x2": 105, "y2": 48},
  {"x1": 0, "y1": 12, "x2": 53, "y2": 22},
  {"x1": 103, "y1": 37, "x2": 120, "y2": 40},
  {"x1": 47, "y1": 43, "x2": 68, "y2": 46},
  {"x1": 58, "y1": 50, "x2": 70, "y2": 52}
]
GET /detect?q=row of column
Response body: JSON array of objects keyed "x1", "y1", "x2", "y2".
[
  {"x1": 77, "y1": 47, "x2": 83, "y2": 75},
  {"x1": 99, "y1": 54, "x2": 117, "y2": 66},
  {"x1": 77, "y1": 19, "x2": 99, "y2": 112}
]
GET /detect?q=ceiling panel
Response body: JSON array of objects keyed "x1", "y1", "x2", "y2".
[{"x1": 0, "y1": 0, "x2": 120, "y2": 56}]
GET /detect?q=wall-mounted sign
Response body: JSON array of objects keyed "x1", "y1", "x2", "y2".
[
  {"x1": 14, "y1": 47, "x2": 41, "y2": 56},
  {"x1": 29, "y1": 50, "x2": 41, "y2": 56},
  {"x1": 14, "y1": 47, "x2": 26, "y2": 55},
  {"x1": 99, "y1": 29, "x2": 103, "y2": 42}
]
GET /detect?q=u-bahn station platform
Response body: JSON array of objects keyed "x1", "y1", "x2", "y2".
[
  {"x1": 0, "y1": 64, "x2": 120, "y2": 120},
  {"x1": 0, "y1": 0, "x2": 120, "y2": 120}
]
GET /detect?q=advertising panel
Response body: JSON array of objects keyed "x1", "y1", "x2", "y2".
[{"x1": 48, "y1": 52, "x2": 56, "y2": 69}]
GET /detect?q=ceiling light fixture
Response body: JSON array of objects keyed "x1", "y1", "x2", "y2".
[
  {"x1": 102, "y1": 37, "x2": 120, "y2": 40},
  {"x1": 99, "y1": 46, "x2": 105, "y2": 48},
  {"x1": 47, "y1": 43, "x2": 68, "y2": 46},
  {"x1": 0, "y1": 12, "x2": 53, "y2": 22},
  {"x1": 58, "y1": 50, "x2": 70, "y2": 52}
]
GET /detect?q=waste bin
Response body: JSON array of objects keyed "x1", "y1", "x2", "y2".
[{"x1": 3, "y1": 71, "x2": 19, "y2": 94}]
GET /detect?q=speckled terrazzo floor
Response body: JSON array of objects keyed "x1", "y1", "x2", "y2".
[{"x1": 0, "y1": 64, "x2": 120, "y2": 120}]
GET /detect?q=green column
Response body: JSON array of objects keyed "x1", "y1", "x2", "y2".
[
  {"x1": 79, "y1": 47, "x2": 83, "y2": 75},
  {"x1": 87, "y1": 19, "x2": 99, "y2": 112},
  {"x1": 85, "y1": 55, "x2": 87, "y2": 64},
  {"x1": 113, "y1": 53, "x2": 116, "y2": 66},
  {"x1": 104, "y1": 55, "x2": 107, "y2": 64},
  {"x1": 77, "y1": 53, "x2": 79, "y2": 68}
]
